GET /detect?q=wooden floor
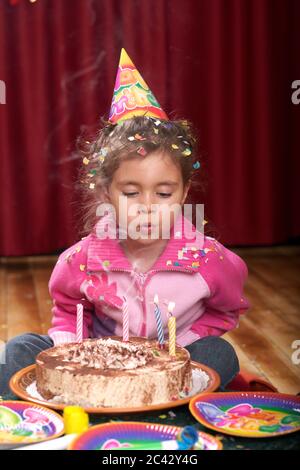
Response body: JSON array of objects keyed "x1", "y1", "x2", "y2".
[{"x1": 1, "y1": 246, "x2": 300, "y2": 394}]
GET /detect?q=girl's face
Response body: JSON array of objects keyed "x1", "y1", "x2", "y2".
[{"x1": 107, "y1": 151, "x2": 190, "y2": 245}]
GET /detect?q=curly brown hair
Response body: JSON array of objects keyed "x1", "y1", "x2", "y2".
[{"x1": 76, "y1": 115, "x2": 206, "y2": 236}]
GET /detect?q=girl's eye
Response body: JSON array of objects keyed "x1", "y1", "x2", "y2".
[
  {"x1": 122, "y1": 192, "x2": 139, "y2": 197},
  {"x1": 122, "y1": 192, "x2": 172, "y2": 198}
]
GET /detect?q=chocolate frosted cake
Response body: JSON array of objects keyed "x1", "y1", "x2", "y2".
[{"x1": 35, "y1": 337, "x2": 192, "y2": 407}]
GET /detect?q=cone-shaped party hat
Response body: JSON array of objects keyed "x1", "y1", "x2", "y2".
[{"x1": 108, "y1": 48, "x2": 168, "y2": 123}]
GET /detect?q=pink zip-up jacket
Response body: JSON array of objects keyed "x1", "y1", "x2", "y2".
[{"x1": 48, "y1": 215, "x2": 250, "y2": 346}]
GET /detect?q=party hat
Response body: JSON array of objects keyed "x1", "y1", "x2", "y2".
[{"x1": 109, "y1": 48, "x2": 168, "y2": 123}]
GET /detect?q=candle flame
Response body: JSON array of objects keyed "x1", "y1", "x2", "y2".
[
  {"x1": 154, "y1": 294, "x2": 159, "y2": 304},
  {"x1": 168, "y1": 302, "x2": 176, "y2": 314}
]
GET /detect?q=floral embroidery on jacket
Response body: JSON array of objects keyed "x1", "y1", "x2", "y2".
[{"x1": 83, "y1": 272, "x2": 123, "y2": 309}]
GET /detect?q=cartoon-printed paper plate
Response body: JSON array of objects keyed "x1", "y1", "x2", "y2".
[
  {"x1": 0, "y1": 401, "x2": 64, "y2": 449},
  {"x1": 10, "y1": 362, "x2": 220, "y2": 414},
  {"x1": 189, "y1": 392, "x2": 300, "y2": 438},
  {"x1": 68, "y1": 422, "x2": 223, "y2": 450}
]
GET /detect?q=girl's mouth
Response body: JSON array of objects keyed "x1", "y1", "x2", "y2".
[{"x1": 139, "y1": 224, "x2": 158, "y2": 233}]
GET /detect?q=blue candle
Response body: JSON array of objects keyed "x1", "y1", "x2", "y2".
[{"x1": 154, "y1": 294, "x2": 165, "y2": 348}]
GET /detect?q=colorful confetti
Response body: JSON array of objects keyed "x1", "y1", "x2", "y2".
[
  {"x1": 101, "y1": 147, "x2": 108, "y2": 156},
  {"x1": 134, "y1": 133, "x2": 146, "y2": 140},
  {"x1": 137, "y1": 146, "x2": 147, "y2": 156},
  {"x1": 193, "y1": 161, "x2": 201, "y2": 169}
]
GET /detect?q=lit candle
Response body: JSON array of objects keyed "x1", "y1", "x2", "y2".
[
  {"x1": 122, "y1": 296, "x2": 129, "y2": 342},
  {"x1": 168, "y1": 302, "x2": 176, "y2": 356},
  {"x1": 154, "y1": 294, "x2": 165, "y2": 349},
  {"x1": 76, "y1": 303, "x2": 83, "y2": 343}
]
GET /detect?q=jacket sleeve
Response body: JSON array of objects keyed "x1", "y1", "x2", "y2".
[
  {"x1": 190, "y1": 238, "x2": 250, "y2": 339},
  {"x1": 48, "y1": 238, "x2": 94, "y2": 345}
]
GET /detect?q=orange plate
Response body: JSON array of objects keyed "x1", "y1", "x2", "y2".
[{"x1": 10, "y1": 362, "x2": 220, "y2": 414}]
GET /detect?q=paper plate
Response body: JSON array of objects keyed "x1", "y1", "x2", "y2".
[
  {"x1": 68, "y1": 421, "x2": 223, "y2": 450},
  {"x1": 189, "y1": 392, "x2": 300, "y2": 438},
  {"x1": 0, "y1": 401, "x2": 64, "y2": 449},
  {"x1": 10, "y1": 362, "x2": 220, "y2": 414}
]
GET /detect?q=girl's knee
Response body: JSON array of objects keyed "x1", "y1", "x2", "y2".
[
  {"x1": 6, "y1": 333, "x2": 38, "y2": 351},
  {"x1": 199, "y1": 335, "x2": 238, "y2": 354},
  {"x1": 201, "y1": 336, "x2": 239, "y2": 366},
  {"x1": 187, "y1": 335, "x2": 240, "y2": 388},
  {"x1": 0, "y1": 333, "x2": 45, "y2": 399},
  {"x1": 5, "y1": 333, "x2": 52, "y2": 357}
]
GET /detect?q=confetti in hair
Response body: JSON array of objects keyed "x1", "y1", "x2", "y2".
[
  {"x1": 137, "y1": 146, "x2": 147, "y2": 156},
  {"x1": 78, "y1": 115, "x2": 204, "y2": 235}
]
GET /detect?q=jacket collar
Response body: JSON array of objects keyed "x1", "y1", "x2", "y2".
[{"x1": 87, "y1": 214, "x2": 207, "y2": 274}]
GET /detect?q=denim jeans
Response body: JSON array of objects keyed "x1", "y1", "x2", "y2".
[{"x1": 0, "y1": 333, "x2": 239, "y2": 399}]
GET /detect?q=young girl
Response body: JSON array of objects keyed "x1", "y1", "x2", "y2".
[{"x1": 0, "y1": 50, "x2": 249, "y2": 399}]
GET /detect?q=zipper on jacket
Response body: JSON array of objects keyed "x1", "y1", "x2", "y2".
[
  {"x1": 94, "y1": 266, "x2": 194, "y2": 337},
  {"x1": 131, "y1": 271, "x2": 151, "y2": 337}
]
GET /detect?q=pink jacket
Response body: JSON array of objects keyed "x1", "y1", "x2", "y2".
[{"x1": 48, "y1": 215, "x2": 250, "y2": 346}]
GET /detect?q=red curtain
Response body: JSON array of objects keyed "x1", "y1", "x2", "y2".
[{"x1": 0, "y1": 0, "x2": 299, "y2": 256}]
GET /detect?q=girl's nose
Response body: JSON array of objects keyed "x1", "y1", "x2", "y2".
[{"x1": 137, "y1": 194, "x2": 155, "y2": 214}]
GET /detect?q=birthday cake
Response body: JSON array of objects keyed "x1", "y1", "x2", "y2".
[{"x1": 35, "y1": 337, "x2": 192, "y2": 408}]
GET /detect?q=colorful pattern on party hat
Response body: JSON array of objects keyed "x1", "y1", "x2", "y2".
[{"x1": 109, "y1": 48, "x2": 168, "y2": 124}]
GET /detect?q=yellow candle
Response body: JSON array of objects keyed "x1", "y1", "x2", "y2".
[
  {"x1": 167, "y1": 301, "x2": 176, "y2": 356},
  {"x1": 168, "y1": 315, "x2": 176, "y2": 356}
]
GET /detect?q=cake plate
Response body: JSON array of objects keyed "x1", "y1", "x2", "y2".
[{"x1": 10, "y1": 361, "x2": 220, "y2": 414}]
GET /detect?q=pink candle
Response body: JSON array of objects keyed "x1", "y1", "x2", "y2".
[
  {"x1": 122, "y1": 297, "x2": 129, "y2": 342},
  {"x1": 76, "y1": 303, "x2": 83, "y2": 343}
]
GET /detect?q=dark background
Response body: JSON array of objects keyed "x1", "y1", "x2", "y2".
[{"x1": 0, "y1": 0, "x2": 299, "y2": 255}]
